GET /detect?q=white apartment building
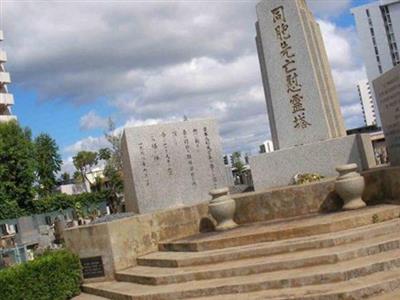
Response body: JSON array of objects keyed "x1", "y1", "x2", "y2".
[
  {"x1": 259, "y1": 140, "x2": 274, "y2": 154},
  {"x1": 352, "y1": 0, "x2": 400, "y2": 124},
  {"x1": 356, "y1": 79, "x2": 377, "y2": 126},
  {"x1": 0, "y1": 31, "x2": 16, "y2": 123}
]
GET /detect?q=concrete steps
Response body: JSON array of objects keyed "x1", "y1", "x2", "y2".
[
  {"x1": 84, "y1": 249, "x2": 400, "y2": 299},
  {"x1": 137, "y1": 218, "x2": 400, "y2": 268},
  {"x1": 192, "y1": 269, "x2": 400, "y2": 299},
  {"x1": 369, "y1": 289, "x2": 400, "y2": 299},
  {"x1": 117, "y1": 233, "x2": 400, "y2": 285},
  {"x1": 159, "y1": 205, "x2": 400, "y2": 252},
  {"x1": 82, "y1": 205, "x2": 400, "y2": 300}
]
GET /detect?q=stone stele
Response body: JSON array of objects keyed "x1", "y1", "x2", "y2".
[
  {"x1": 255, "y1": 0, "x2": 346, "y2": 150},
  {"x1": 121, "y1": 118, "x2": 228, "y2": 214},
  {"x1": 373, "y1": 64, "x2": 400, "y2": 166},
  {"x1": 250, "y1": 0, "x2": 376, "y2": 190}
]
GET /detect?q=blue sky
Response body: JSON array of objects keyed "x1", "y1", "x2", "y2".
[{"x1": 4, "y1": 0, "x2": 375, "y2": 173}]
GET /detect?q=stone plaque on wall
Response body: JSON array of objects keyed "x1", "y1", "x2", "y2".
[
  {"x1": 122, "y1": 118, "x2": 228, "y2": 213},
  {"x1": 373, "y1": 64, "x2": 400, "y2": 166},
  {"x1": 80, "y1": 256, "x2": 105, "y2": 279}
]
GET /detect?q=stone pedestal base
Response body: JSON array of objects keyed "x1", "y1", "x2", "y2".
[{"x1": 250, "y1": 134, "x2": 376, "y2": 191}]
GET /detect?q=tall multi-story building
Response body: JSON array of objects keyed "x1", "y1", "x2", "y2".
[
  {"x1": 0, "y1": 30, "x2": 15, "y2": 123},
  {"x1": 356, "y1": 79, "x2": 377, "y2": 126},
  {"x1": 259, "y1": 140, "x2": 274, "y2": 154},
  {"x1": 352, "y1": 0, "x2": 400, "y2": 123}
]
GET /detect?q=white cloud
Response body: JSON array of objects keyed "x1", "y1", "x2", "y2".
[
  {"x1": 7, "y1": 1, "x2": 369, "y2": 164},
  {"x1": 317, "y1": 19, "x2": 366, "y2": 128},
  {"x1": 307, "y1": 0, "x2": 351, "y2": 17},
  {"x1": 64, "y1": 136, "x2": 108, "y2": 154},
  {"x1": 80, "y1": 110, "x2": 108, "y2": 130},
  {"x1": 318, "y1": 20, "x2": 355, "y2": 69},
  {"x1": 61, "y1": 157, "x2": 76, "y2": 175}
]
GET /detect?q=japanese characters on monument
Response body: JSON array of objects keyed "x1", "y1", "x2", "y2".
[
  {"x1": 203, "y1": 126, "x2": 218, "y2": 188},
  {"x1": 373, "y1": 65, "x2": 400, "y2": 166},
  {"x1": 135, "y1": 126, "x2": 221, "y2": 188},
  {"x1": 122, "y1": 119, "x2": 228, "y2": 213},
  {"x1": 271, "y1": 5, "x2": 311, "y2": 129}
]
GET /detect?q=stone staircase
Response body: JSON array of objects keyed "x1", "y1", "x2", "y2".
[{"x1": 81, "y1": 205, "x2": 400, "y2": 299}]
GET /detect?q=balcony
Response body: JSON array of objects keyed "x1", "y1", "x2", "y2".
[
  {"x1": 0, "y1": 72, "x2": 10, "y2": 84},
  {"x1": 0, "y1": 115, "x2": 17, "y2": 123},
  {"x1": 0, "y1": 93, "x2": 13, "y2": 105}
]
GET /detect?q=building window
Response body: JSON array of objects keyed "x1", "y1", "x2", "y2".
[
  {"x1": 370, "y1": 27, "x2": 375, "y2": 36},
  {"x1": 381, "y1": 5, "x2": 399, "y2": 66}
]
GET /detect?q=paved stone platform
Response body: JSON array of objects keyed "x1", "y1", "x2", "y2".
[
  {"x1": 72, "y1": 293, "x2": 109, "y2": 300},
  {"x1": 82, "y1": 204, "x2": 400, "y2": 299}
]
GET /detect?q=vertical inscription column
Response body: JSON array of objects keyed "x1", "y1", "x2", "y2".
[
  {"x1": 138, "y1": 142, "x2": 150, "y2": 186},
  {"x1": 183, "y1": 129, "x2": 197, "y2": 186},
  {"x1": 161, "y1": 132, "x2": 173, "y2": 176},
  {"x1": 271, "y1": 5, "x2": 311, "y2": 129},
  {"x1": 203, "y1": 126, "x2": 218, "y2": 188}
]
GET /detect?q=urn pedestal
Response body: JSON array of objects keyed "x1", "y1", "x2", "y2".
[
  {"x1": 209, "y1": 188, "x2": 238, "y2": 231},
  {"x1": 335, "y1": 163, "x2": 366, "y2": 210}
]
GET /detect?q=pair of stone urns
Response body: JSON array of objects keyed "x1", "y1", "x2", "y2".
[{"x1": 209, "y1": 163, "x2": 366, "y2": 231}]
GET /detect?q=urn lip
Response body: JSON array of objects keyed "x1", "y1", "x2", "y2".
[
  {"x1": 209, "y1": 195, "x2": 233, "y2": 204},
  {"x1": 209, "y1": 187, "x2": 229, "y2": 198},
  {"x1": 336, "y1": 163, "x2": 358, "y2": 173}
]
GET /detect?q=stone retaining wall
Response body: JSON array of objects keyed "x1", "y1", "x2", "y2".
[{"x1": 64, "y1": 165, "x2": 400, "y2": 281}]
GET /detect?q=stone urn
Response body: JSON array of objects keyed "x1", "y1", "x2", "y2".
[
  {"x1": 209, "y1": 187, "x2": 238, "y2": 231},
  {"x1": 335, "y1": 163, "x2": 366, "y2": 210}
]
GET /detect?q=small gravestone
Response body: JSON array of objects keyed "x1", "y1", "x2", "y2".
[
  {"x1": 80, "y1": 256, "x2": 105, "y2": 279},
  {"x1": 122, "y1": 118, "x2": 228, "y2": 213},
  {"x1": 373, "y1": 64, "x2": 400, "y2": 166}
]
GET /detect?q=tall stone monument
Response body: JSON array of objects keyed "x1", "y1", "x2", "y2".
[
  {"x1": 0, "y1": 31, "x2": 16, "y2": 123},
  {"x1": 256, "y1": 0, "x2": 346, "y2": 149},
  {"x1": 373, "y1": 64, "x2": 400, "y2": 166},
  {"x1": 121, "y1": 118, "x2": 229, "y2": 213},
  {"x1": 250, "y1": 0, "x2": 376, "y2": 190}
]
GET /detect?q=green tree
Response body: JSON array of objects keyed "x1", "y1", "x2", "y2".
[
  {"x1": 0, "y1": 121, "x2": 36, "y2": 214},
  {"x1": 73, "y1": 171, "x2": 82, "y2": 183},
  {"x1": 72, "y1": 151, "x2": 98, "y2": 192},
  {"x1": 104, "y1": 118, "x2": 123, "y2": 170},
  {"x1": 34, "y1": 133, "x2": 62, "y2": 196},
  {"x1": 59, "y1": 172, "x2": 71, "y2": 184},
  {"x1": 232, "y1": 151, "x2": 245, "y2": 175},
  {"x1": 98, "y1": 147, "x2": 111, "y2": 161},
  {"x1": 99, "y1": 118, "x2": 124, "y2": 213}
]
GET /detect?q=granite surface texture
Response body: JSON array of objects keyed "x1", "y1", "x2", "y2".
[
  {"x1": 373, "y1": 64, "x2": 400, "y2": 166},
  {"x1": 121, "y1": 118, "x2": 228, "y2": 214},
  {"x1": 255, "y1": 0, "x2": 345, "y2": 149},
  {"x1": 249, "y1": 134, "x2": 376, "y2": 190}
]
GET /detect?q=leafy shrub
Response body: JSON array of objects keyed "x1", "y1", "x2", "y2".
[
  {"x1": 31, "y1": 191, "x2": 106, "y2": 216},
  {"x1": 0, "y1": 250, "x2": 82, "y2": 300},
  {"x1": 0, "y1": 191, "x2": 106, "y2": 220}
]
